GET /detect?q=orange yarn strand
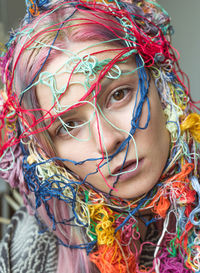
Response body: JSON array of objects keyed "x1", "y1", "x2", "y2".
[
  {"x1": 90, "y1": 238, "x2": 137, "y2": 273},
  {"x1": 28, "y1": 0, "x2": 40, "y2": 16},
  {"x1": 145, "y1": 163, "x2": 194, "y2": 217},
  {"x1": 152, "y1": 195, "x2": 170, "y2": 218}
]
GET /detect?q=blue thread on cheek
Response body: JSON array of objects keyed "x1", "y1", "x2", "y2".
[{"x1": 106, "y1": 55, "x2": 150, "y2": 193}]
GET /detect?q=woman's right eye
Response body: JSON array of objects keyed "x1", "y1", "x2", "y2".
[{"x1": 56, "y1": 120, "x2": 80, "y2": 137}]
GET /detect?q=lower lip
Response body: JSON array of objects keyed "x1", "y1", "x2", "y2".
[{"x1": 108, "y1": 159, "x2": 144, "y2": 183}]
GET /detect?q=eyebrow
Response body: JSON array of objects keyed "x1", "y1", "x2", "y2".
[{"x1": 96, "y1": 68, "x2": 138, "y2": 99}]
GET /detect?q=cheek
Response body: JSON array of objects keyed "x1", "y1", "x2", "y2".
[
  {"x1": 137, "y1": 87, "x2": 170, "y2": 157},
  {"x1": 54, "y1": 138, "x2": 97, "y2": 178},
  {"x1": 148, "y1": 107, "x2": 170, "y2": 167},
  {"x1": 110, "y1": 106, "x2": 134, "y2": 132},
  {"x1": 55, "y1": 139, "x2": 89, "y2": 161}
]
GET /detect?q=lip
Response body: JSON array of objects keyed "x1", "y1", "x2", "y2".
[{"x1": 108, "y1": 158, "x2": 144, "y2": 183}]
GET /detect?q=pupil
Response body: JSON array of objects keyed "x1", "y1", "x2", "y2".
[
  {"x1": 67, "y1": 121, "x2": 75, "y2": 127},
  {"x1": 113, "y1": 90, "x2": 124, "y2": 100}
]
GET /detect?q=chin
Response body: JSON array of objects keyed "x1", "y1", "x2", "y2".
[
  {"x1": 111, "y1": 188, "x2": 146, "y2": 200},
  {"x1": 110, "y1": 179, "x2": 159, "y2": 200}
]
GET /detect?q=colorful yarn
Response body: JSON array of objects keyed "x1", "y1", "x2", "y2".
[
  {"x1": 26, "y1": 0, "x2": 40, "y2": 17},
  {"x1": 152, "y1": 196, "x2": 170, "y2": 218},
  {"x1": 89, "y1": 204, "x2": 115, "y2": 246},
  {"x1": 0, "y1": 144, "x2": 24, "y2": 188},
  {"x1": 181, "y1": 113, "x2": 200, "y2": 143},
  {"x1": 90, "y1": 237, "x2": 136, "y2": 273},
  {"x1": 0, "y1": 0, "x2": 199, "y2": 272},
  {"x1": 158, "y1": 249, "x2": 192, "y2": 273}
]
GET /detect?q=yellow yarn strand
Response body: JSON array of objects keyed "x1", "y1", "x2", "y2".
[
  {"x1": 180, "y1": 113, "x2": 200, "y2": 143},
  {"x1": 89, "y1": 204, "x2": 115, "y2": 246}
]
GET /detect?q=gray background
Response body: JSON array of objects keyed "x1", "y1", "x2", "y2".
[
  {"x1": 0, "y1": 0, "x2": 199, "y2": 100},
  {"x1": 159, "y1": 0, "x2": 200, "y2": 101}
]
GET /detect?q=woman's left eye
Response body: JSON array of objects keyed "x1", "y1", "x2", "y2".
[{"x1": 107, "y1": 87, "x2": 131, "y2": 107}]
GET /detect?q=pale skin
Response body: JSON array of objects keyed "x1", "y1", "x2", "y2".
[{"x1": 36, "y1": 41, "x2": 170, "y2": 200}]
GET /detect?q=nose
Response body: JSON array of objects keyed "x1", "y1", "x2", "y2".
[{"x1": 91, "y1": 115, "x2": 125, "y2": 155}]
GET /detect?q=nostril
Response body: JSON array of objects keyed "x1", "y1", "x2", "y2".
[
  {"x1": 97, "y1": 134, "x2": 125, "y2": 156},
  {"x1": 92, "y1": 116, "x2": 126, "y2": 155}
]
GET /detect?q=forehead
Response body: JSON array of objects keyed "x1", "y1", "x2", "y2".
[{"x1": 36, "y1": 40, "x2": 138, "y2": 110}]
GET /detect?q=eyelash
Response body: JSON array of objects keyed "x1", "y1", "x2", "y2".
[
  {"x1": 56, "y1": 121, "x2": 80, "y2": 137},
  {"x1": 56, "y1": 85, "x2": 134, "y2": 138}
]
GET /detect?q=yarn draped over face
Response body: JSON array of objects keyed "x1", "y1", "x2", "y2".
[{"x1": 0, "y1": 0, "x2": 200, "y2": 272}]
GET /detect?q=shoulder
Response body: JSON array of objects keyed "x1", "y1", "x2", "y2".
[{"x1": 0, "y1": 207, "x2": 58, "y2": 273}]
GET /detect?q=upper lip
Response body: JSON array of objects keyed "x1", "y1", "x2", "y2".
[{"x1": 111, "y1": 159, "x2": 139, "y2": 175}]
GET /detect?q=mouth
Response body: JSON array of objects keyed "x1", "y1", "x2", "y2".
[
  {"x1": 112, "y1": 160, "x2": 138, "y2": 174},
  {"x1": 108, "y1": 158, "x2": 144, "y2": 183}
]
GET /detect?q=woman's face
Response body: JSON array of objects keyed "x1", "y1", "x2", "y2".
[{"x1": 36, "y1": 41, "x2": 170, "y2": 199}]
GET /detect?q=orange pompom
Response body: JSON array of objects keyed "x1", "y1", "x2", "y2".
[{"x1": 152, "y1": 195, "x2": 170, "y2": 218}]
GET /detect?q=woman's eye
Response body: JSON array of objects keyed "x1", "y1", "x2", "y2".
[
  {"x1": 57, "y1": 121, "x2": 79, "y2": 136},
  {"x1": 107, "y1": 87, "x2": 131, "y2": 107},
  {"x1": 113, "y1": 90, "x2": 126, "y2": 101}
]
